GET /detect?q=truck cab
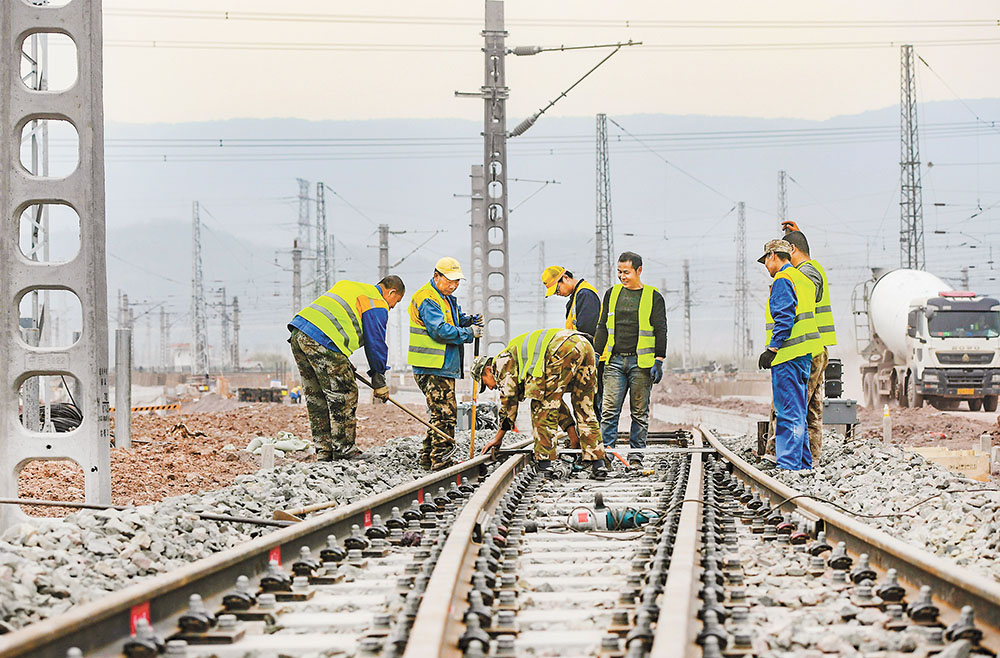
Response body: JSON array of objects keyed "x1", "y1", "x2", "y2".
[{"x1": 905, "y1": 292, "x2": 1000, "y2": 411}]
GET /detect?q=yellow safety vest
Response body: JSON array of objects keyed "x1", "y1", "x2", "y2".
[
  {"x1": 407, "y1": 282, "x2": 455, "y2": 369},
  {"x1": 295, "y1": 280, "x2": 387, "y2": 357},
  {"x1": 765, "y1": 266, "x2": 823, "y2": 365},
  {"x1": 600, "y1": 284, "x2": 657, "y2": 367},
  {"x1": 507, "y1": 328, "x2": 560, "y2": 382},
  {"x1": 801, "y1": 259, "x2": 837, "y2": 348},
  {"x1": 566, "y1": 280, "x2": 601, "y2": 331}
]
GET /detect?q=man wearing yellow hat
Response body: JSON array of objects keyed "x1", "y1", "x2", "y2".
[
  {"x1": 541, "y1": 266, "x2": 603, "y2": 343},
  {"x1": 408, "y1": 257, "x2": 483, "y2": 470}
]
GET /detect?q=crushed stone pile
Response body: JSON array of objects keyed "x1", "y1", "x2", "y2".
[
  {"x1": 0, "y1": 430, "x2": 525, "y2": 631},
  {"x1": 718, "y1": 429, "x2": 1000, "y2": 582}
]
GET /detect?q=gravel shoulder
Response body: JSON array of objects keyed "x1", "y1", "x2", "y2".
[{"x1": 717, "y1": 429, "x2": 1000, "y2": 584}]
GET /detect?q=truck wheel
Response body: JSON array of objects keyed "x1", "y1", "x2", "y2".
[
  {"x1": 985, "y1": 396, "x2": 998, "y2": 412},
  {"x1": 863, "y1": 374, "x2": 876, "y2": 409},
  {"x1": 906, "y1": 374, "x2": 923, "y2": 409},
  {"x1": 897, "y1": 377, "x2": 909, "y2": 408},
  {"x1": 969, "y1": 399, "x2": 983, "y2": 411}
]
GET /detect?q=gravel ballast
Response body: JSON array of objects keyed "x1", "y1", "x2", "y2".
[
  {"x1": 717, "y1": 429, "x2": 1000, "y2": 582},
  {"x1": 0, "y1": 431, "x2": 523, "y2": 632}
]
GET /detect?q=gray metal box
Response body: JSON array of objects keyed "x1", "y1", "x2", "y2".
[{"x1": 822, "y1": 398, "x2": 858, "y2": 425}]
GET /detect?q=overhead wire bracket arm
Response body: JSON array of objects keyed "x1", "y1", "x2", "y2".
[{"x1": 508, "y1": 41, "x2": 641, "y2": 138}]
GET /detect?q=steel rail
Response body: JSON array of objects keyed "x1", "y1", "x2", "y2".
[
  {"x1": 649, "y1": 428, "x2": 704, "y2": 658},
  {"x1": 404, "y1": 450, "x2": 528, "y2": 657},
  {"x1": 0, "y1": 443, "x2": 529, "y2": 658},
  {"x1": 705, "y1": 426, "x2": 1000, "y2": 649}
]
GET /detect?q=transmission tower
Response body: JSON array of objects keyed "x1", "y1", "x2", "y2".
[
  {"x1": 191, "y1": 201, "x2": 209, "y2": 374},
  {"x1": 378, "y1": 224, "x2": 389, "y2": 280},
  {"x1": 315, "y1": 182, "x2": 329, "y2": 294},
  {"x1": 777, "y1": 170, "x2": 788, "y2": 224},
  {"x1": 296, "y1": 178, "x2": 311, "y2": 251},
  {"x1": 682, "y1": 259, "x2": 691, "y2": 369},
  {"x1": 733, "y1": 201, "x2": 750, "y2": 363},
  {"x1": 595, "y1": 113, "x2": 615, "y2": 291},
  {"x1": 219, "y1": 287, "x2": 231, "y2": 371},
  {"x1": 232, "y1": 296, "x2": 240, "y2": 370},
  {"x1": 159, "y1": 306, "x2": 169, "y2": 370},
  {"x1": 899, "y1": 44, "x2": 925, "y2": 270}
]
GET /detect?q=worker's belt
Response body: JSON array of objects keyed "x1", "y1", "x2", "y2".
[{"x1": 612, "y1": 352, "x2": 637, "y2": 357}]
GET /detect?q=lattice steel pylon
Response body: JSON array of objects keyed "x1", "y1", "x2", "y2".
[
  {"x1": 733, "y1": 201, "x2": 751, "y2": 363},
  {"x1": 595, "y1": 113, "x2": 615, "y2": 291},
  {"x1": 899, "y1": 44, "x2": 925, "y2": 270},
  {"x1": 191, "y1": 201, "x2": 209, "y2": 374},
  {"x1": 315, "y1": 182, "x2": 329, "y2": 294},
  {"x1": 777, "y1": 170, "x2": 788, "y2": 225}
]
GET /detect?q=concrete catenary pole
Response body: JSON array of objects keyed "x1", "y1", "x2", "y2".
[
  {"x1": 480, "y1": 0, "x2": 511, "y2": 354},
  {"x1": 378, "y1": 224, "x2": 389, "y2": 280},
  {"x1": 231, "y1": 296, "x2": 240, "y2": 371},
  {"x1": 900, "y1": 44, "x2": 925, "y2": 270},
  {"x1": 777, "y1": 170, "x2": 788, "y2": 225},
  {"x1": 219, "y1": 287, "x2": 230, "y2": 370},
  {"x1": 114, "y1": 328, "x2": 131, "y2": 449},
  {"x1": 595, "y1": 113, "x2": 614, "y2": 291},
  {"x1": 292, "y1": 239, "x2": 302, "y2": 314},
  {"x1": 682, "y1": 259, "x2": 691, "y2": 370},
  {"x1": 159, "y1": 306, "x2": 169, "y2": 371},
  {"x1": 536, "y1": 241, "x2": 546, "y2": 327},
  {"x1": 734, "y1": 201, "x2": 750, "y2": 363},
  {"x1": 296, "y1": 178, "x2": 312, "y2": 281}
]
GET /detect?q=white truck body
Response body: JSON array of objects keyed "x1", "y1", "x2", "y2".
[{"x1": 855, "y1": 268, "x2": 1000, "y2": 411}]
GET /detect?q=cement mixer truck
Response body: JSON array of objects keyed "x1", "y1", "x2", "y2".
[{"x1": 854, "y1": 269, "x2": 1000, "y2": 411}]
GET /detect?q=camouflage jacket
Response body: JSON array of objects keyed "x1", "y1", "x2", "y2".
[{"x1": 494, "y1": 329, "x2": 585, "y2": 425}]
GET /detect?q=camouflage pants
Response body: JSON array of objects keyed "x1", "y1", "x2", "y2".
[
  {"x1": 414, "y1": 374, "x2": 456, "y2": 468},
  {"x1": 766, "y1": 349, "x2": 827, "y2": 461},
  {"x1": 289, "y1": 329, "x2": 358, "y2": 459},
  {"x1": 529, "y1": 335, "x2": 605, "y2": 462}
]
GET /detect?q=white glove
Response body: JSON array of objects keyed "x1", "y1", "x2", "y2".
[{"x1": 472, "y1": 325, "x2": 483, "y2": 339}]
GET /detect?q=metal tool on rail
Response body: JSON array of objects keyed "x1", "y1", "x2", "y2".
[{"x1": 354, "y1": 371, "x2": 455, "y2": 446}]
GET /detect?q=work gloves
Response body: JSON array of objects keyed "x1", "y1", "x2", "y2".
[
  {"x1": 758, "y1": 349, "x2": 776, "y2": 370},
  {"x1": 650, "y1": 359, "x2": 663, "y2": 384},
  {"x1": 471, "y1": 314, "x2": 484, "y2": 326},
  {"x1": 472, "y1": 325, "x2": 483, "y2": 339},
  {"x1": 370, "y1": 372, "x2": 389, "y2": 403}
]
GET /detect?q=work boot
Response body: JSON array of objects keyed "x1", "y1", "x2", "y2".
[
  {"x1": 316, "y1": 451, "x2": 334, "y2": 462},
  {"x1": 589, "y1": 460, "x2": 608, "y2": 481},
  {"x1": 419, "y1": 453, "x2": 432, "y2": 470},
  {"x1": 338, "y1": 447, "x2": 373, "y2": 461}
]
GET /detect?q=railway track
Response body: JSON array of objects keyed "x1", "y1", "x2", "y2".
[{"x1": 2, "y1": 424, "x2": 999, "y2": 657}]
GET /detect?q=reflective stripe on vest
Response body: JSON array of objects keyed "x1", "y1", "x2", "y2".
[
  {"x1": 566, "y1": 280, "x2": 601, "y2": 330},
  {"x1": 600, "y1": 284, "x2": 657, "y2": 368},
  {"x1": 295, "y1": 280, "x2": 385, "y2": 357},
  {"x1": 802, "y1": 259, "x2": 837, "y2": 348},
  {"x1": 764, "y1": 266, "x2": 823, "y2": 365},
  {"x1": 508, "y1": 328, "x2": 560, "y2": 382},
  {"x1": 407, "y1": 281, "x2": 454, "y2": 369}
]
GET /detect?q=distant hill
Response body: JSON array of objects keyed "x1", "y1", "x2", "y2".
[{"x1": 96, "y1": 99, "x2": 1000, "y2": 368}]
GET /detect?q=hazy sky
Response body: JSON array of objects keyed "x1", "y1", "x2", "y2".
[{"x1": 91, "y1": 1, "x2": 1000, "y2": 123}]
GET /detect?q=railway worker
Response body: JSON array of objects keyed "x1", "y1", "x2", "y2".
[
  {"x1": 540, "y1": 264, "x2": 605, "y2": 427},
  {"x1": 408, "y1": 257, "x2": 483, "y2": 471},
  {"x1": 287, "y1": 276, "x2": 405, "y2": 461},
  {"x1": 594, "y1": 252, "x2": 668, "y2": 467},
  {"x1": 784, "y1": 226, "x2": 836, "y2": 461},
  {"x1": 757, "y1": 239, "x2": 822, "y2": 471},
  {"x1": 473, "y1": 328, "x2": 608, "y2": 480}
]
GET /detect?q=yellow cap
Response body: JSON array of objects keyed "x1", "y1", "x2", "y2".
[
  {"x1": 435, "y1": 257, "x2": 465, "y2": 281},
  {"x1": 541, "y1": 265, "x2": 566, "y2": 297}
]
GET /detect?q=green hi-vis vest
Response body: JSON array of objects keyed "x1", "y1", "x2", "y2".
[
  {"x1": 600, "y1": 284, "x2": 657, "y2": 367},
  {"x1": 566, "y1": 280, "x2": 600, "y2": 330},
  {"x1": 801, "y1": 259, "x2": 837, "y2": 348},
  {"x1": 296, "y1": 280, "x2": 387, "y2": 357},
  {"x1": 407, "y1": 282, "x2": 454, "y2": 369},
  {"x1": 765, "y1": 266, "x2": 823, "y2": 365},
  {"x1": 508, "y1": 328, "x2": 560, "y2": 382}
]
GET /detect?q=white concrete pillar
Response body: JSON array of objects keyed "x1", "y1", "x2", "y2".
[{"x1": 115, "y1": 329, "x2": 131, "y2": 449}]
